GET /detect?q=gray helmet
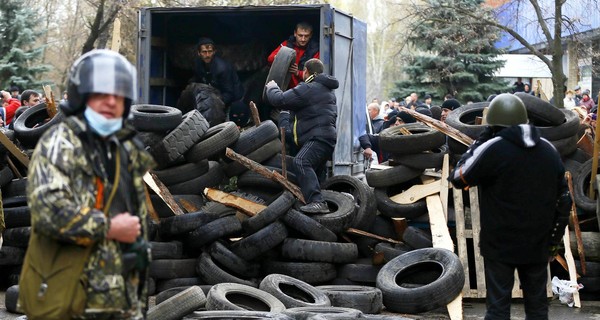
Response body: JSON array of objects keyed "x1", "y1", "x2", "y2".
[
  {"x1": 63, "y1": 49, "x2": 137, "y2": 116},
  {"x1": 486, "y1": 93, "x2": 528, "y2": 127}
]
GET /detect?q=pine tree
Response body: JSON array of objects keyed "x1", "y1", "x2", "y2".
[
  {"x1": 0, "y1": 0, "x2": 51, "y2": 91},
  {"x1": 392, "y1": 0, "x2": 509, "y2": 103}
]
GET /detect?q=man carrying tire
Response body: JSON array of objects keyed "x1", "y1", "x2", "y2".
[
  {"x1": 449, "y1": 93, "x2": 571, "y2": 320},
  {"x1": 268, "y1": 22, "x2": 320, "y2": 90},
  {"x1": 265, "y1": 58, "x2": 337, "y2": 214}
]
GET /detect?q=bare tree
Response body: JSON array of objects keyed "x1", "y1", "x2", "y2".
[{"x1": 81, "y1": 0, "x2": 123, "y2": 54}]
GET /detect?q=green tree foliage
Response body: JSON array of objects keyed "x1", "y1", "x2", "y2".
[
  {"x1": 0, "y1": 0, "x2": 51, "y2": 90},
  {"x1": 392, "y1": 0, "x2": 509, "y2": 103}
]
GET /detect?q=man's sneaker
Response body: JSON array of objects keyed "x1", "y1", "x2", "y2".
[{"x1": 299, "y1": 201, "x2": 329, "y2": 214}]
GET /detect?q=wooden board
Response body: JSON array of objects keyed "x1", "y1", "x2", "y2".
[
  {"x1": 204, "y1": 188, "x2": 266, "y2": 217},
  {"x1": 143, "y1": 172, "x2": 184, "y2": 216},
  {"x1": 390, "y1": 182, "x2": 441, "y2": 204},
  {"x1": 563, "y1": 226, "x2": 581, "y2": 308}
]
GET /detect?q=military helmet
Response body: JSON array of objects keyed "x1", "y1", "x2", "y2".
[
  {"x1": 486, "y1": 93, "x2": 528, "y2": 127},
  {"x1": 64, "y1": 49, "x2": 137, "y2": 117}
]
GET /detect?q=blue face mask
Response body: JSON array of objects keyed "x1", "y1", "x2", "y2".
[{"x1": 84, "y1": 107, "x2": 123, "y2": 137}]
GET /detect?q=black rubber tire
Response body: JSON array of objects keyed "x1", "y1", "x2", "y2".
[
  {"x1": 237, "y1": 167, "x2": 297, "y2": 189},
  {"x1": 259, "y1": 273, "x2": 331, "y2": 308},
  {"x1": 183, "y1": 310, "x2": 294, "y2": 319},
  {"x1": 537, "y1": 109, "x2": 580, "y2": 141},
  {"x1": 550, "y1": 135, "x2": 578, "y2": 157},
  {"x1": 131, "y1": 104, "x2": 183, "y2": 132},
  {"x1": 2, "y1": 178, "x2": 27, "y2": 198},
  {"x1": 2, "y1": 227, "x2": 30, "y2": 248},
  {"x1": 186, "y1": 215, "x2": 243, "y2": 250},
  {"x1": 282, "y1": 306, "x2": 363, "y2": 319},
  {"x1": 306, "y1": 190, "x2": 356, "y2": 234},
  {"x1": 379, "y1": 123, "x2": 446, "y2": 154},
  {"x1": 152, "y1": 160, "x2": 210, "y2": 186},
  {"x1": 2, "y1": 195, "x2": 27, "y2": 208},
  {"x1": 206, "y1": 283, "x2": 286, "y2": 313},
  {"x1": 167, "y1": 161, "x2": 225, "y2": 195},
  {"x1": 156, "y1": 277, "x2": 205, "y2": 293},
  {"x1": 208, "y1": 241, "x2": 260, "y2": 278},
  {"x1": 263, "y1": 46, "x2": 296, "y2": 102},
  {"x1": 374, "y1": 183, "x2": 428, "y2": 219},
  {"x1": 316, "y1": 285, "x2": 383, "y2": 314},
  {"x1": 0, "y1": 165, "x2": 15, "y2": 188},
  {"x1": 574, "y1": 159, "x2": 597, "y2": 213},
  {"x1": 137, "y1": 131, "x2": 167, "y2": 147},
  {"x1": 149, "y1": 110, "x2": 210, "y2": 168},
  {"x1": 337, "y1": 264, "x2": 381, "y2": 284},
  {"x1": 444, "y1": 102, "x2": 488, "y2": 139},
  {"x1": 374, "y1": 242, "x2": 413, "y2": 262},
  {"x1": 321, "y1": 175, "x2": 376, "y2": 231},
  {"x1": 149, "y1": 259, "x2": 198, "y2": 280},
  {"x1": 155, "y1": 286, "x2": 191, "y2": 305},
  {"x1": 151, "y1": 194, "x2": 207, "y2": 219},
  {"x1": 13, "y1": 103, "x2": 65, "y2": 148},
  {"x1": 391, "y1": 145, "x2": 448, "y2": 170},
  {"x1": 365, "y1": 164, "x2": 423, "y2": 188},
  {"x1": 282, "y1": 209, "x2": 337, "y2": 242},
  {"x1": 3, "y1": 206, "x2": 31, "y2": 228},
  {"x1": 376, "y1": 248, "x2": 465, "y2": 314},
  {"x1": 196, "y1": 251, "x2": 259, "y2": 287},
  {"x1": 186, "y1": 121, "x2": 241, "y2": 163},
  {"x1": 566, "y1": 148, "x2": 591, "y2": 164},
  {"x1": 231, "y1": 221, "x2": 288, "y2": 261},
  {"x1": 242, "y1": 191, "x2": 294, "y2": 234},
  {"x1": 159, "y1": 210, "x2": 220, "y2": 237},
  {"x1": 515, "y1": 92, "x2": 565, "y2": 126},
  {"x1": 0, "y1": 246, "x2": 26, "y2": 266},
  {"x1": 402, "y1": 226, "x2": 433, "y2": 249},
  {"x1": 230, "y1": 120, "x2": 279, "y2": 158},
  {"x1": 281, "y1": 238, "x2": 358, "y2": 264},
  {"x1": 150, "y1": 241, "x2": 184, "y2": 260},
  {"x1": 223, "y1": 139, "x2": 283, "y2": 178},
  {"x1": 5, "y1": 284, "x2": 20, "y2": 314},
  {"x1": 177, "y1": 83, "x2": 226, "y2": 126},
  {"x1": 147, "y1": 285, "x2": 207, "y2": 320},
  {"x1": 262, "y1": 261, "x2": 337, "y2": 284}
]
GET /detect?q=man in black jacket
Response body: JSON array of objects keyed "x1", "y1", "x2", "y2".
[
  {"x1": 265, "y1": 58, "x2": 337, "y2": 213},
  {"x1": 194, "y1": 37, "x2": 245, "y2": 112},
  {"x1": 449, "y1": 94, "x2": 571, "y2": 320}
]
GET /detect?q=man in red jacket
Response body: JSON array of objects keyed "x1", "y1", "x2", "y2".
[
  {"x1": 1, "y1": 90, "x2": 21, "y2": 126},
  {"x1": 268, "y1": 22, "x2": 320, "y2": 89}
]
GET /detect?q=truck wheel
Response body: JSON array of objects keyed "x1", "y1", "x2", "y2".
[
  {"x1": 281, "y1": 238, "x2": 358, "y2": 264},
  {"x1": 444, "y1": 102, "x2": 488, "y2": 139},
  {"x1": 282, "y1": 209, "x2": 337, "y2": 242},
  {"x1": 574, "y1": 159, "x2": 597, "y2": 213},
  {"x1": 186, "y1": 215, "x2": 242, "y2": 250},
  {"x1": 402, "y1": 226, "x2": 433, "y2": 249},
  {"x1": 376, "y1": 248, "x2": 464, "y2": 314},
  {"x1": 0, "y1": 165, "x2": 14, "y2": 188},
  {"x1": 152, "y1": 160, "x2": 209, "y2": 186},
  {"x1": 537, "y1": 109, "x2": 579, "y2": 141},
  {"x1": 208, "y1": 241, "x2": 260, "y2": 278},
  {"x1": 183, "y1": 310, "x2": 293, "y2": 319},
  {"x1": 4, "y1": 206, "x2": 31, "y2": 228},
  {"x1": 515, "y1": 92, "x2": 565, "y2": 126},
  {"x1": 14, "y1": 103, "x2": 65, "y2": 148},
  {"x1": 150, "y1": 241, "x2": 183, "y2": 260},
  {"x1": 186, "y1": 121, "x2": 240, "y2": 163},
  {"x1": 374, "y1": 184, "x2": 428, "y2": 219},
  {"x1": 263, "y1": 46, "x2": 296, "y2": 103},
  {"x1": 159, "y1": 210, "x2": 219, "y2": 237},
  {"x1": 321, "y1": 175, "x2": 377, "y2": 231},
  {"x1": 390, "y1": 145, "x2": 448, "y2": 170},
  {"x1": 2, "y1": 227, "x2": 30, "y2": 248},
  {"x1": 147, "y1": 286, "x2": 207, "y2": 320},
  {"x1": 316, "y1": 285, "x2": 383, "y2": 314},
  {"x1": 304, "y1": 190, "x2": 357, "y2": 234},
  {"x1": 242, "y1": 191, "x2": 294, "y2": 234},
  {"x1": 259, "y1": 273, "x2": 331, "y2": 308},
  {"x1": 206, "y1": 283, "x2": 286, "y2": 313},
  {"x1": 230, "y1": 221, "x2": 288, "y2": 261},
  {"x1": 5, "y1": 285, "x2": 20, "y2": 314},
  {"x1": 197, "y1": 252, "x2": 258, "y2": 287},
  {"x1": 229, "y1": 120, "x2": 279, "y2": 159},
  {"x1": 365, "y1": 164, "x2": 423, "y2": 188},
  {"x1": 167, "y1": 161, "x2": 225, "y2": 195},
  {"x1": 131, "y1": 104, "x2": 182, "y2": 132},
  {"x1": 379, "y1": 123, "x2": 445, "y2": 154}
]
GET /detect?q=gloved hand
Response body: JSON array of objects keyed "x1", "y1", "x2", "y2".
[{"x1": 266, "y1": 80, "x2": 279, "y2": 90}]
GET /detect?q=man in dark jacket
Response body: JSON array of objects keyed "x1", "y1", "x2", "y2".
[
  {"x1": 266, "y1": 58, "x2": 337, "y2": 213},
  {"x1": 449, "y1": 94, "x2": 571, "y2": 320},
  {"x1": 194, "y1": 37, "x2": 244, "y2": 109}
]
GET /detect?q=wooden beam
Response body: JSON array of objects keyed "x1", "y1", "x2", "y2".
[
  {"x1": 42, "y1": 85, "x2": 58, "y2": 119},
  {"x1": 400, "y1": 107, "x2": 474, "y2": 146},
  {"x1": 440, "y1": 154, "x2": 450, "y2": 219},
  {"x1": 0, "y1": 132, "x2": 29, "y2": 167},
  {"x1": 249, "y1": 101, "x2": 261, "y2": 126},
  {"x1": 390, "y1": 182, "x2": 442, "y2": 204},
  {"x1": 566, "y1": 171, "x2": 586, "y2": 275},
  {"x1": 143, "y1": 172, "x2": 184, "y2": 216},
  {"x1": 345, "y1": 228, "x2": 402, "y2": 244},
  {"x1": 225, "y1": 147, "x2": 305, "y2": 203},
  {"x1": 563, "y1": 226, "x2": 581, "y2": 308},
  {"x1": 110, "y1": 17, "x2": 121, "y2": 52},
  {"x1": 204, "y1": 188, "x2": 267, "y2": 217}
]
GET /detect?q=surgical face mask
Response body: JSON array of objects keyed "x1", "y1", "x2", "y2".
[{"x1": 84, "y1": 107, "x2": 123, "y2": 137}]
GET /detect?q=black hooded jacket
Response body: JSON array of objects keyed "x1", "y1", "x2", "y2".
[
  {"x1": 194, "y1": 56, "x2": 244, "y2": 105},
  {"x1": 266, "y1": 74, "x2": 338, "y2": 148},
  {"x1": 449, "y1": 124, "x2": 568, "y2": 264}
]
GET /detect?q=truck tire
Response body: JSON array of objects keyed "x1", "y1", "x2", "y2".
[
  {"x1": 365, "y1": 164, "x2": 423, "y2": 188},
  {"x1": 208, "y1": 241, "x2": 260, "y2": 278},
  {"x1": 150, "y1": 241, "x2": 183, "y2": 260},
  {"x1": 321, "y1": 174, "x2": 377, "y2": 231},
  {"x1": 229, "y1": 120, "x2": 279, "y2": 158},
  {"x1": 14, "y1": 103, "x2": 65, "y2": 148},
  {"x1": 186, "y1": 121, "x2": 240, "y2": 162},
  {"x1": 263, "y1": 46, "x2": 296, "y2": 102},
  {"x1": 374, "y1": 184, "x2": 428, "y2": 219},
  {"x1": 152, "y1": 160, "x2": 210, "y2": 186},
  {"x1": 167, "y1": 161, "x2": 225, "y2": 195},
  {"x1": 402, "y1": 226, "x2": 433, "y2": 249},
  {"x1": 391, "y1": 145, "x2": 448, "y2": 170},
  {"x1": 223, "y1": 139, "x2": 282, "y2": 177},
  {"x1": 281, "y1": 238, "x2": 358, "y2": 264},
  {"x1": 231, "y1": 221, "x2": 288, "y2": 261},
  {"x1": 379, "y1": 123, "x2": 445, "y2": 154},
  {"x1": 155, "y1": 277, "x2": 205, "y2": 293},
  {"x1": 242, "y1": 191, "x2": 294, "y2": 234},
  {"x1": 206, "y1": 283, "x2": 286, "y2": 313},
  {"x1": 316, "y1": 285, "x2": 383, "y2": 314},
  {"x1": 186, "y1": 215, "x2": 242, "y2": 250},
  {"x1": 444, "y1": 102, "x2": 488, "y2": 139},
  {"x1": 147, "y1": 286, "x2": 207, "y2": 320},
  {"x1": 263, "y1": 261, "x2": 337, "y2": 284},
  {"x1": 197, "y1": 251, "x2": 259, "y2": 287},
  {"x1": 282, "y1": 209, "x2": 337, "y2": 242},
  {"x1": 183, "y1": 310, "x2": 294, "y2": 319},
  {"x1": 259, "y1": 273, "x2": 331, "y2": 308},
  {"x1": 574, "y1": 159, "x2": 597, "y2": 213},
  {"x1": 515, "y1": 92, "x2": 565, "y2": 126},
  {"x1": 282, "y1": 306, "x2": 363, "y2": 319},
  {"x1": 159, "y1": 210, "x2": 220, "y2": 237},
  {"x1": 376, "y1": 248, "x2": 464, "y2": 314},
  {"x1": 537, "y1": 109, "x2": 579, "y2": 141},
  {"x1": 131, "y1": 104, "x2": 182, "y2": 132},
  {"x1": 149, "y1": 259, "x2": 197, "y2": 280},
  {"x1": 306, "y1": 190, "x2": 356, "y2": 234}
]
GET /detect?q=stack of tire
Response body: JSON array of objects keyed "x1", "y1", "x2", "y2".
[{"x1": 0, "y1": 177, "x2": 29, "y2": 291}]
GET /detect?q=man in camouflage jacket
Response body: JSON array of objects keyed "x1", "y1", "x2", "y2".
[{"x1": 26, "y1": 50, "x2": 155, "y2": 319}]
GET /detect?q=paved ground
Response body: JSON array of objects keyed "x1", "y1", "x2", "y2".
[{"x1": 0, "y1": 291, "x2": 598, "y2": 319}]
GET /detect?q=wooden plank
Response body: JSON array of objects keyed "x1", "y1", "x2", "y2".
[
  {"x1": 110, "y1": 17, "x2": 121, "y2": 52},
  {"x1": 446, "y1": 296, "x2": 463, "y2": 320},
  {"x1": 204, "y1": 188, "x2": 266, "y2": 217},
  {"x1": 345, "y1": 228, "x2": 402, "y2": 244},
  {"x1": 453, "y1": 187, "x2": 471, "y2": 296},
  {"x1": 249, "y1": 101, "x2": 261, "y2": 126},
  {"x1": 143, "y1": 172, "x2": 184, "y2": 216},
  {"x1": 440, "y1": 154, "x2": 450, "y2": 219},
  {"x1": 563, "y1": 226, "x2": 581, "y2": 308},
  {"x1": 0, "y1": 131, "x2": 29, "y2": 167},
  {"x1": 567, "y1": 171, "x2": 586, "y2": 274},
  {"x1": 426, "y1": 194, "x2": 454, "y2": 252},
  {"x1": 178, "y1": 198, "x2": 201, "y2": 213},
  {"x1": 400, "y1": 107, "x2": 474, "y2": 146},
  {"x1": 391, "y1": 217, "x2": 408, "y2": 239},
  {"x1": 225, "y1": 147, "x2": 305, "y2": 203},
  {"x1": 390, "y1": 182, "x2": 441, "y2": 204},
  {"x1": 42, "y1": 85, "x2": 58, "y2": 118},
  {"x1": 469, "y1": 187, "x2": 486, "y2": 298}
]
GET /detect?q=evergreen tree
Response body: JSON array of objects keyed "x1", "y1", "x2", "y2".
[
  {"x1": 0, "y1": 0, "x2": 51, "y2": 91},
  {"x1": 392, "y1": 0, "x2": 509, "y2": 103}
]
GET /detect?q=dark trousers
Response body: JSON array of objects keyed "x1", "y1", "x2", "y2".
[
  {"x1": 484, "y1": 257, "x2": 549, "y2": 320},
  {"x1": 293, "y1": 139, "x2": 333, "y2": 203}
]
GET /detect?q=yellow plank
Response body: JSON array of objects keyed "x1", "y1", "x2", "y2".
[
  {"x1": 440, "y1": 154, "x2": 450, "y2": 219},
  {"x1": 390, "y1": 182, "x2": 441, "y2": 204},
  {"x1": 426, "y1": 195, "x2": 454, "y2": 252},
  {"x1": 204, "y1": 188, "x2": 267, "y2": 217}
]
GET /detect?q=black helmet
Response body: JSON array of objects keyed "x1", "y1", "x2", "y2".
[
  {"x1": 486, "y1": 93, "x2": 528, "y2": 127},
  {"x1": 64, "y1": 49, "x2": 137, "y2": 117}
]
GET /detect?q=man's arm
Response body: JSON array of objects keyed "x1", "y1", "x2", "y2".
[
  {"x1": 265, "y1": 80, "x2": 307, "y2": 110},
  {"x1": 449, "y1": 128, "x2": 498, "y2": 189}
]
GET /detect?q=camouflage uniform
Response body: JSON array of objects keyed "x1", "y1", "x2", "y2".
[{"x1": 27, "y1": 116, "x2": 155, "y2": 319}]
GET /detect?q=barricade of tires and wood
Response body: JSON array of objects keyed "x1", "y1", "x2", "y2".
[{"x1": 0, "y1": 93, "x2": 598, "y2": 319}]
